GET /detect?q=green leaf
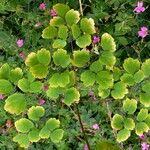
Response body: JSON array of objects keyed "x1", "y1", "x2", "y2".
[
  {"x1": 90, "y1": 60, "x2": 103, "y2": 73},
  {"x1": 4, "y1": 93, "x2": 26, "y2": 115},
  {"x1": 53, "y1": 49, "x2": 70, "y2": 68},
  {"x1": 111, "y1": 114, "x2": 124, "y2": 130},
  {"x1": 76, "y1": 34, "x2": 91, "y2": 48},
  {"x1": 42, "y1": 26, "x2": 57, "y2": 39},
  {"x1": 145, "y1": 114, "x2": 150, "y2": 128},
  {"x1": 50, "y1": 129, "x2": 64, "y2": 143},
  {"x1": 137, "y1": 109, "x2": 148, "y2": 122},
  {"x1": 15, "y1": 118, "x2": 34, "y2": 133},
  {"x1": 28, "y1": 106, "x2": 45, "y2": 121},
  {"x1": 64, "y1": 87, "x2": 80, "y2": 106},
  {"x1": 45, "y1": 118, "x2": 60, "y2": 131},
  {"x1": 101, "y1": 33, "x2": 116, "y2": 52},
  {"x1": 135, "y1": 122, "x2": 149, "y2": 136},
  {"x1": 96, "y1": 71, "x2": 113, "y2": 89},
  {"x1": 123, "y1": 58, "x2": 140, "y2": 74},
  {"x1": 71, "y1": 24, "x2": 81, "y2": 39},
  {"x1": 80, "y1": 70, "x2": 96, "y2": 86},
  {"x1": 124, "y1": 118, "x2": 135, "y2": 130},
  {"x1": 53, "y1": 4, "x2": 70, "y2": 18},
  {"x1": 116, "y1": 129, "x2": 130, "y2": 143},
  {"x1": 52, "y1": 39, "x2": 66, "y2": 49},
  {"x1": 0, "y1": 63, "x2": 10, "y2": 79},
  {"x1": 98, "y1": 87, "x2": 110, "y2": 99},
  {"x1": 72, "y1": 50, "x2": 90, "y2": 67},
  {"x1": 111, "y1": 82, "x2": 128, "y2": 99},
  {"x1": 37, "y1": 48, "x2": 51, "y2": 65},
  {"x1": 50, "y1": 17, "x2": 65, "y2": 27},
  {"x1": 120, "y1": 73, "x2": 135, "y2": 86},
  {"x1": 39, "y1": 126, "x2": 50, "y2": 139},
  {"x1": 0, "y1": 79, "x2": 14, "y2": 94},
  {"x1": 30, "y1": 81, "x2": 43, "y2": 93},
  {"x1": 140, "y1": 93, "x2": 150, "y2": 107},
  {"x1": 142, "y1": 82, "x2": 150, "y2": 93},
  {"x1": 13, "y1": 134, "x2": 29, "y2": 148},
  {"x1": 134, "y1": 70, "x2": 145, "y2": 83},
  {"x1": 18, "y1": 78, "x2": 30, "y2": 92},
  {"x1": 58, "y1": 25, "x2": 68, "y2": 40},
  {"x1": 80, "y1": 18, "x2": 96, "y2": 34},
  {"x1": 141, "y1": 59, "x2": 150, "y2": 77},
  {"x1": 123, "y1": 98, "x2": 137, "y2": 114},
  {"x1": 28, "y1": 128, "x2": 40, "y2": 142},
  {"x1": 113, "y1": 67, "x2": 122, "y2": 81}
]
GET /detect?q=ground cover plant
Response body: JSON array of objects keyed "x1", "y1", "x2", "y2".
[{"x1": 0, "y1": 0, "x2": 150, "y2": 150}]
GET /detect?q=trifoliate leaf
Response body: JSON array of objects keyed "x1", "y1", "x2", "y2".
[
  {"x1": 28, "y1": 128, "x2": 40, "y2": 142},
  {"x1": 76, "y1": 34, "x2": 91, "y2": 48},
  {"x1": 111, "y1": 114, "x2": 124, "y2": 130},
  {"x1": 101, "y1": 33, "x2": 116, "y2": 52},
  {"x1": 140, "y1": 93, "x2": 150, "y2": 107},
  {"x1": 50, "y1": 17, "x2": 65, "y2": 27},
  {"x1": 80, "y1": 18, "x2": 96, "y2": 34},
  {"x1": 64, "y1": 87, "x2": 80, "y2": 106},
  {"x1": 53, "y1": 49, "x2": 70, "y2": 68},
  {"x1": 123, "y1": 58, "x2": 140, "y2": 74},
  {"x1": 65, "y1": 9, "x2": 80, "y2": 26},
  {"x1": 116, "y1": 129, "x2": 130, "y2": 143},
  {"x1": 50, "y1": 129, "x2": 64, "y2": 143},
  {"x1": 15, "y1": 118, "x2": 34, "y2": 133},
  {"x1": 141, "y1": 59, "x2": 150, "y2": 77},
  {"x1": 28, "y1": 106, "x2": 45, "y2": 121},
  {"x1": 80, "y1": 70, "x2": 96, "y2": 86},
  {"x1": 52, "y1": 39, "x2": 67, "y2": 49},
  {"x1": 71, "y1": 24, "x2": 81, "y2": 39},
  {"x1": 90, "y1": 60, "x2": 103, "y2": 73},
  {"x1": 111, "y1": 82, "x2": 128, "y2": 99},
  {"x1": 45, "y1": 118, "x2": 60, "y2": 131},
  {"x1": 134, "y1": 70, "x2": 145, "y2": 83},
  {"x1": 4, "y1": 93, "x2": 26, "y2": 115},
  {"x1": 135, "y1": 122, "x2": 149, "y2": 136},
  {"x1": 120, "y1": 73, "x2": 135, "y2": 86},
  {"x1": 0, "y1": 63, "x2": 10, "y2": 79},
  {"x1": 137, "y1": 109, "x2": 148, "y2": 122},
  {"x1": 18, "y1": 78, "x2": 30, "y2": 92},
  {"x1": 39, "y1": 126, "x2": 50, "y2": 139},
  {"x1": 123, "y1": 98, "x2": 137, "y2": 114},
  {"x1": 42, "y1": 26, "x2": 57, "y2": 39},
  {"x1": 124, "y1": 118, "x2": 135, "y2": 130}
]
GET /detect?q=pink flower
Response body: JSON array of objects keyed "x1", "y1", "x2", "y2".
[
  {"x1": 19, "y1": 52, "x2": 25, "y2": 60},
  {"x1": 134, "y1": 1, "x2": 145, "y2": 13},
  {"x1": 92, "y1": 36, "x2": 100, "y2": 44},
  {"x1": 50, "y1": 9, "x2": 57, "y2": 17},
  {"x1": 92, "y1": 123, "x2": 99, "y2": 130},
  {"x1": 39, "y1": 3, "x2": 46, "y2": 10},
  {"x1": 141, "y1": 142, "x2": 149, "y2": 150},
  {"x1": 0, "y1": 94, "x2": 5, "y2": 100},
  {"x1": 43, "y1": 85, "x2": 49, "y2": 91},
  {"x1": 16, "y1": 39, "x2": 24, "y2": 48},
  {"x1": 34, "y1": 22, "x2": 42, "y2": 28},
  {"x1": 84, "y1": 144, "x2": 89, "y2": 150},
  {"x1": 38, "y1": 98, "x2": 45, "y2": 105},
  {"x1": 138, "y1": 26, "x2": 148, "y2": 38},
  {"x1": 139, "y1": 134, "x2": 146, "y2": 140}
]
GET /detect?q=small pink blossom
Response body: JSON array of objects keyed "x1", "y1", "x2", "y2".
[
  {"x1": 139, "y1": 134, "x2": 146, "y2": 140},
  {"x1": 134, "y1": 1, "x2": 145, "y2": 13},
  {"x1": 92, "y1": 36, "x2": 100, "y2": 44},
  {"x1": 0, "y1": 94, "x2": 5, "y2": 100},
  {"x1": 38, "y1": 98, "x2": 45, "y2": 105},
  {"x1": 43, "y1": 85, "x2": 49, "y2": 91},
  {"x1": 50, "y1": 9, "x2": 57, "y2": 17},
  {"x1": 16, "y1": 39, "x2": 24, "y2": 48},
  {"x1": 141, "y1": 142, "x2": 149, "y2": 150},
  {"x1": 84, "y1": 144, "x2": 89, "y2": 150},
  {"x1": 34, "y1": 22, "x2": 42, "y2": 28},
  {"x1": 19, "y1": 52, "x2": 25, "y2": 60},
  {"x1": 39, "y1": 3, "x2": 46, "y2": 10},
  {"x1": 92, "y1": 123, "x2": 99, "y2": 130},
  {"x1": 138, "y1": 26, "x2": 148, "y2": 38}
]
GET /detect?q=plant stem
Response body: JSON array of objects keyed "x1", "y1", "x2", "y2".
[
  {"x1": 79, "y1": 0, "x2": 83, "y2": 16},
  {"x1": 75, "y1": 104, "x2": 91, "y2": 150}
]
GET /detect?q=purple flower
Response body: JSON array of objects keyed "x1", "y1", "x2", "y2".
[
  {"x1": 38, "y1": 98, "x2": 45, "y2": 105},
  {"x1": 138, "y1": 26, "x2": 148, "y2": 38},
  {"x1": 92, "y1": 36, "x2": 100, "y2": 44},
  {"x1": 16, "y1": 39, "x2": 24, "y2": 48},
  {"x1": 50, "y1": 9, "x2": 57, "y2": 17},
  {"x1": 92, "y1": 123, "x2": 99, "y2": 130},
  {"x1": 84, "y1": 144, "x2": 89, "y2": 150},
  {"x1": 39, "y1": 3, "x2": 46, "y2": 10},
  {"x1": 19, "y1": 52, "x2": 25, "y2": 60},
  {"x1": 134, "y1": 1, "x2": 145, "y2": 13},
  {"x1": 139, "y1": 134, "x2": 146, "y2": 140},
  {"x1": 0, "y1": 94, "x2": 5, "y2": 100},
  {"x1": 141, "y1": 142, "x2": 149, "y2": 150}
]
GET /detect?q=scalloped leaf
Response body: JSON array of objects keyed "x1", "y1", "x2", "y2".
[
  {"x1": 30, "y1": 81, "x2": 43, "y2": 93},
  {"x1": 140, "y1": 93, "x2": 150, "y2": 107},
  {"x1": 15, "y1": 118, "x2": 34, "y2": 133},
  {"x1": 0, "y1": 79, "x2": 14, "y2": 94},
  {"x1": 45, "y1": 118, "x2": 60, "y2": 131},
  {"x1": 52, "y1": 39, "x2": 66, "y2": 49},
  {"x1": 50, "y1": 129, "x2": 64, "y2": 143},
  {"x1": 111, "y1": 82, "x2": 128, "y2": 99},
  {"x1": 124, "y1": 118, "x2": 135, "y2": 130},
  {"x1": 145, "y1": 114, "x2": 150, "y2": 128},
  {"x1": 4, "y1": 93, "x2": 26, "y2": 115},
  {"x1": 71, "y1": 24, "x2": 81, "y2": 39},
  {"x1": 90, "y1": 60, "x2": 103, "y2": 73},
  {"x1": 80, "y1": 70, "x2": 96, "y2": 86},
  {"x1": 142, "y1": 82, "x2": 150, "y2": 93},
  {"x1": 65, "y1": 9, "x2": 80, "y2": 26},
  {"x1": 123, "y1": 98, "x2": 137, "y2": 114},
  {"x1": 134, "y1": 70, "x2": 145, "y2": 83},
  {"x1": 53, "y1": 4, "x2": 70, "y2": 18},
  {"x1": 120, "y1": 73, "x2": 134, "y2": 86},
  {"x1": 37, "y1": 48, "x2": 51, "y2": 65},
  {"x1": 42, "y1": 26, "x2": 57, "y2": 39},
  {"x1": 58, "y1": 25, "x2": 68, "y2": 40},
  {"x1": 137, "y1": 109, "x2": 148, "y2": 122},
  {"x1": 53, "y1": 49, "x2": 70, "y2": 68},
  {"x1": 135, "y1": 122, "x2": 149, "y2": 136},
  {"x1": 28, "y1": 106, "x2": 45, "y2": 121},
  {"x1": 98, "y1": 87, "x2": 110, "y2": 99},
  {"x1": 101, "y1": 33, "x2": 116, "y2": 52},
  {"x1": 50, "y1": 17, "x2": 65, "y2": 27},
  {"x1": 116, "y1": 129, "x2": 130, "y2": 143},
  {"x1": 80, "y1": 18, "x2": 96, "y2": 34},
  {"x1": 72, "y1": 50, "x2": 90, "y2": 67},
  {"x1": 76, "y1": 34, "x2": 91, "y2": 48},
  {"x1": 39, "y1": 126, "x2": 50, "y2": 139},
  {"x1": 28, "y1": 128, "x2": 40, "y2": 142},
  {"x1": 113, "y1": 67, "x2": 122, "y2": 81},
  {"x1": 141, "y1": 59, "x2": 150, "y2": 77},
  {"x1": 64, "y1": 87, "x2": 80, "y2": 106},
  {"x1": 0, "y1": 63, "x2": 10, "y2": 79},
  {"x1": 111, "y1": 114, "x2": 124, "y2": 130},
  {"x1": 18, "y1": 78, "x2": 30, "y2": 92},
  {"x1": 123, "y1": 58, "x2": 140, "y2": 74}
]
